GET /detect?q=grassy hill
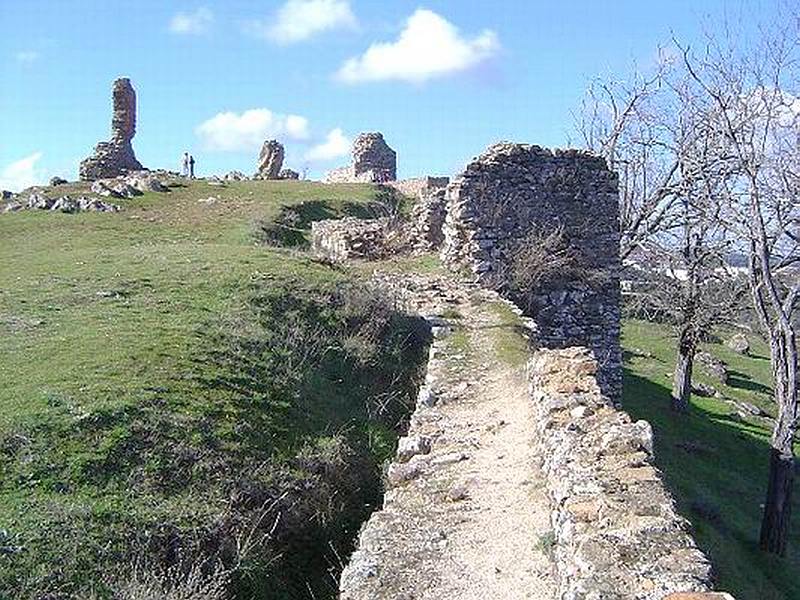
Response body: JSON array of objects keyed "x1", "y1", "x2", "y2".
[
  {"x1": 0, "y1": 179, "x2": 428, "y2": 599},
  {"x1": 1, "y1": 178, "x2": 798, "y2": 600},
  {"x1": 623, "y1": 320, "x2": 800, "y2": 600}
]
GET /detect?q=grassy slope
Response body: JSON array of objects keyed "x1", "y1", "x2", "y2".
[
  {"x1": 622, "y1": 320, "x2": 799, "y2": 600},
  {"x1": 0, "y1": 180, "x2": 379, "y2": 424},
  {"x1": 0, "y1": 180, "x2": 426, "y2": 599}
]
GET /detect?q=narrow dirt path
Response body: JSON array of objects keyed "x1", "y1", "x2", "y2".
[{"x1": 340, "y1": 274, "x2": 557, "y2": 600}]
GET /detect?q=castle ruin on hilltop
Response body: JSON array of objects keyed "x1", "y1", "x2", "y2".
[
  {"x1": 316, "y1": 142, "x2": 623, "y2": 398},
  {"x1": 325, "y1": 132, "x2": 397, "y2": 183}
]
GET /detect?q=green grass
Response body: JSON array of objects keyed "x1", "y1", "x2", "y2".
[
  {"x1": 622, "y1": 319, "x2": 800, "y2": 600},
  {"x1": 486, "y1": 301, "x2": 530, "y2": 368},
  {"x1": 0, "y1": 179, "x2": 428, "y2": 600}
]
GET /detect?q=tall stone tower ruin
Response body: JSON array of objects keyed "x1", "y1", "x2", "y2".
[{"x1": 79, "y1": 77, "x2": 143, "y2": 181}]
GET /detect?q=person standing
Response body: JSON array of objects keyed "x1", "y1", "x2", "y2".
[
  {"x1": 189, "y1": 154, "x2": 196, "y2": 179},
  {"x1": 181, "y1": 152, "x2": 189, "y2": 177}
]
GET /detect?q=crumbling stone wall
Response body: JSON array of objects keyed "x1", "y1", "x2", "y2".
[
  {"x1": 407, "y1": 185, "x2": 447, "y2": 254},
  {"x1": 80, "y1": 78, "x2": 144, "y2": 180},
  {"x1": 386, "y1": 176, "x2": 449, "y2": 199},
  {"x1": 325, "y1": 132, "x2": 397, "y2": 183},
  {"x1": 311, "y1": 217, "x2": 394, "y2": 262},
  {"x1": 528, "y1": 347, "x2": 722, "y2": 599},
  {"x1": 441, "y1": 143, "x2": 622, "y2": 398}
]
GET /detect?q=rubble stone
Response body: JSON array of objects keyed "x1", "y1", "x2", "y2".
[
  {"x1": 725, "y1": 333, "x2": 750, "y2": 355},
  {"x1": 386, "y1": 176, "x2": 449, "y2": 200},
  {"x1": 311, "y1": 217, "x2": 399, "y2": 262},
  {"x1": 528, "y1": 347, "x2": 718, "y2": 599},
  {"x1": 696, "y1": 351, "x2": 728, "y2": 384},
  {"x1": 222, "y1": 170, "x2": 248, "y2": 181},
  {"x1": 278, "y1": 168, "x2": 300, "y2": 180}
]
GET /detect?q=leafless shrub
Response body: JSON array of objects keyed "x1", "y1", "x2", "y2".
[
  {"x1": 112, "y1": 560, "x2": 230, "y2": 600},
  {"x1": 506, "y1": 226, "x2": 582, "y2": 310}
]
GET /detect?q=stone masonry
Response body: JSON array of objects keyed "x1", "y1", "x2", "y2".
[
  {"x1": 311, "y1": 217, "x2": 394, "y2": 262},
  {"x1": 338, "y1": 270, "x2": 735, "y2": 600},
  {"x1": 528, "y1": 347, "x2": 720, "y2": 599},
  {"x1": 386, "y1": 176, "x2": 450, "y2": 200},
  {"x1": 407, "y1": 185, "x2": 447, "y2": 254},
  {"x1": 441, "y1": 143, "x2": 622, "y2": 399},
  {"x1": 325, "y1": 132, "x2": 397, "y2": 183},
  {"x1": 79, "y1": 78, "x2": 144, "y2": 181},
  {"x1": 254, "y1": 140, "x2": 284, "y2": 180}
]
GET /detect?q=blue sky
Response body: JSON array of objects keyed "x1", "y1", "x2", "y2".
[{"x1": 0, "y1": 0, "x2": 783, "y2": 190}]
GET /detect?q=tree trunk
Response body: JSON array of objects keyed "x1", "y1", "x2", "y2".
[
  {"x1": 759, "y1": 329, "x2": 798, "y2": 555},
  {"x1": 671, "y1": 328, "x2": 696, "y2": 412},
  {"x1": 760, "y1": 448, "x2": 795, "y2": 555}
]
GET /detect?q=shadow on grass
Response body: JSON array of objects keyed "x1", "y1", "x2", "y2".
[
  {"x1": 252, "y1": 193, "x2": 405, "y2": 249},
  {"x1": 727, "y1": 369, "x2": 773, "y2": 395},
  {"x1": 622, "y1": 368, "x2": 799, "y2": 599},
  {"x1": 622, "y1": 347, "x2": 666, "y2": 363}
]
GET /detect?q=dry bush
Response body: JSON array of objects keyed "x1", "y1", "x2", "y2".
[
  {"x1": 507, "y1": 226, "x2": 581, "y2": 310},
  {"x1": 112, "y1": 561, "x2": 230, "y2": 600}
]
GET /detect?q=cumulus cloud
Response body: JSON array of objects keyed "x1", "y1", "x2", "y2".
[
  {"x1": 195, "y1": 109, "x2": 310, "y2": 152},
  {"x1": 0, "y1": 152, "x2": 44, "y2": 192},
  {"x1": 244, "y1": 0, "x2": 356, "y2": 44},
  {"x1": 336, "y1": 8, "x2": 499, "y2": 84},
  {"x1": 15, "y1": 50, "x2": 40, "y2": 64},
  {"x1": 169, "y1": 7, "x2": 214, "y2": 35},
  {"x1": 304, "y1": 128, "x2": 351, "y2": 162}
]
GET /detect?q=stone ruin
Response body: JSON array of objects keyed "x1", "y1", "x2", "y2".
[
  {"x1": 325, "y1": 132, "x2": 397, "y2": 183},
  {"x1": 333, "y1": 141, "x2": 733, "y2": 600},
  {"x1": 311, "y1": 217, "x2": 395, "y2": 262},
  {"x1": 79, "y1": 78, "x2": 144, "y2": 181},
  {"x1": 3, "y1": 192, "x2": 119, "y2": 214},
  {"x1": 529, "y1": 347, "x2": 716, "y2": 598},
  {"x1": 386, "y1": 176, "x2": 449, "y2": 200},
  {"x1": 314, "y1": 142, "x2": 622, "y2": 397},
  {"x1": 254, "y1": 140, "x2": 284, "y2": 180},
  {"x1": 441, "y1": 143, "x2": 622, "y2": 399},
  {"x1": 406, "y1": 183, "x2": 447, "y2": 254}
]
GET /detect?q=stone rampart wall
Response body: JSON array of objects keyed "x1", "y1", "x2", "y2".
[
  {"x1": 441, "y1": 143, "x2": 622, "y2": 398},
  {"x1": 528, "y1": 346, "x2": 729, "y2": 600}
]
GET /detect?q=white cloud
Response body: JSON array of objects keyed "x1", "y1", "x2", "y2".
[
  {"x1": 169, "y1": 7, "x2": 214, "y2": 35},
  {"x1": 195, "y1": 109, "x2": 310, "y2": 152},
  {"x1": 336, "y1": 8, "x2": 499, "y2": 84},
  {"x1": 15, "y1": 50, "x2": 40, "y2": 64},
  {"x1": 304, "y1": 128, "x2": 351, "y2": 162},
  {"x1": 0, "y1": 152, "x2": 44, "y2": 192},
  {"x1": 244, "y1": 0, "x2": 356, "y2": 44}
]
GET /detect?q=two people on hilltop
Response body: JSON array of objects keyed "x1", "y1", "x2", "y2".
[{"x1": 181, "y1": 152, "x2": 196, "y2": 179}]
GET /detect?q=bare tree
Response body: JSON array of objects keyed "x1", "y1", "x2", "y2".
[
  {"x1": 580, "y1": 9, "x2": 799, "y2": 554},
  {"x1": 636, "y1": 201, "x2": 746, "y2": 412},
  {"x1": 580, "y1": 51, "x2": 747, "y2": 412},
  {"x1": 575, "y1": 55, "x2": 684, "y2": 260},
  {"x1": 674, "y1": 25, "x2": 799, "y2": 553}
]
